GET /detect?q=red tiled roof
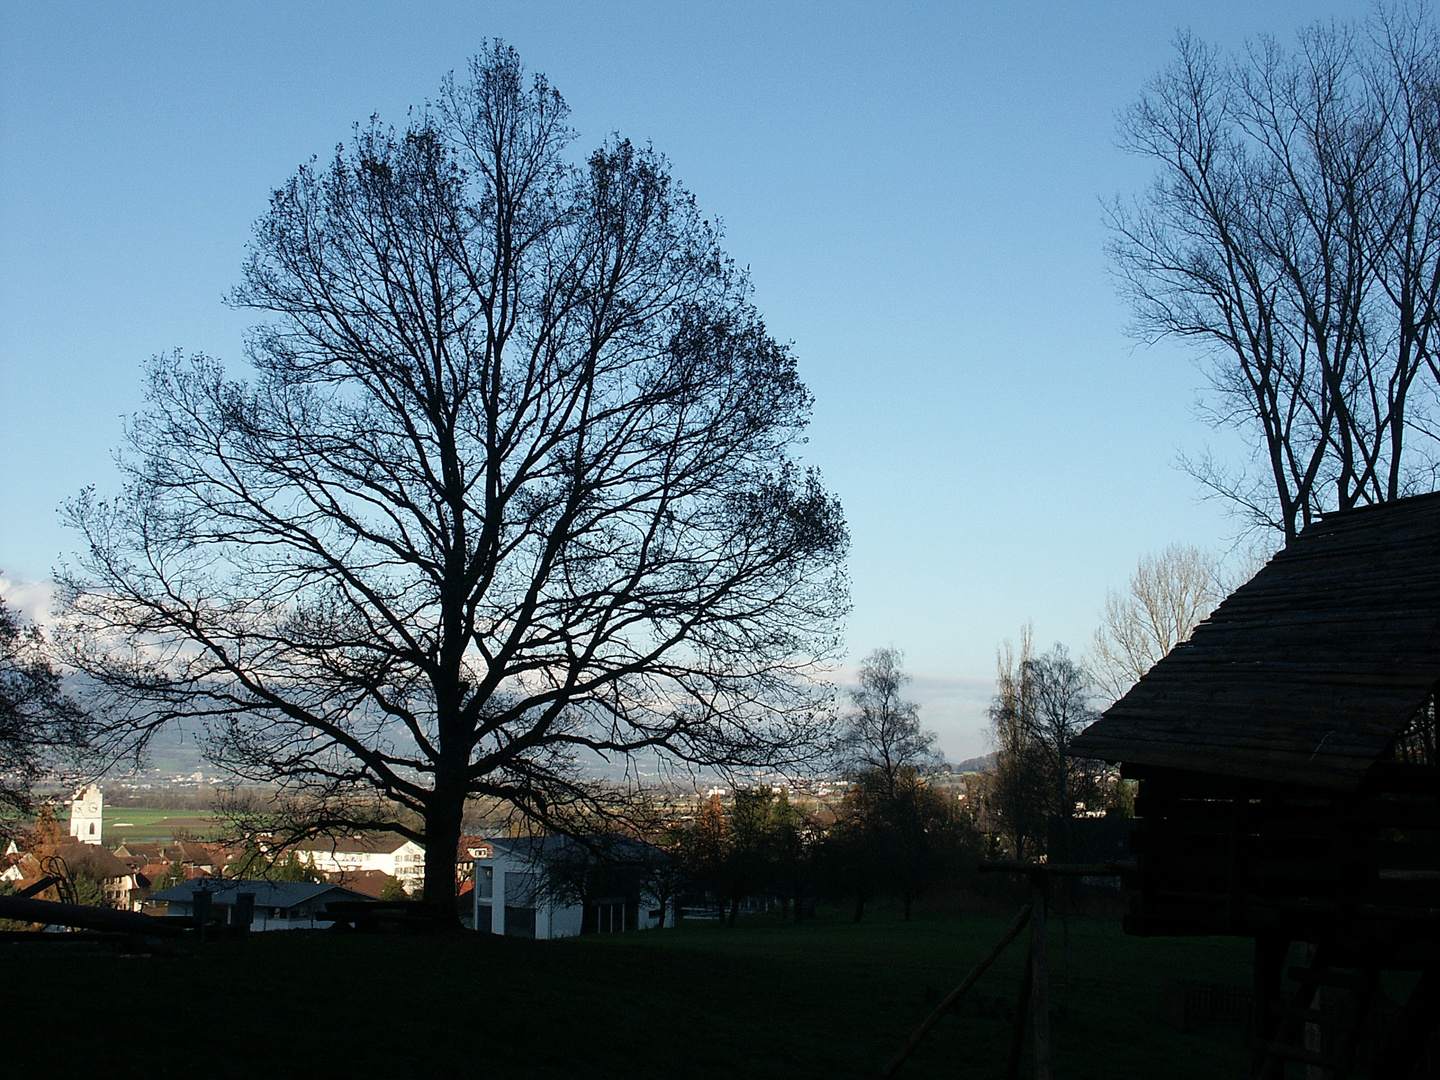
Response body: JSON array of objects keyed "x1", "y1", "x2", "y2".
[
  {"x1": 325, "y1": 869, "x2": 393, "y2": 898},
  {"x1": 457, "y1": 836, "x2": 492, "y2": 860}
]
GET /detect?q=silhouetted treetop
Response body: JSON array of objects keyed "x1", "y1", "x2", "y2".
[{"x1": 60, "y1": 42, "x2": 848, "y2": 920}]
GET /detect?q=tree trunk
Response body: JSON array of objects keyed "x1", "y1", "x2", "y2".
[
  {"x1": 853, "y1": 892, "x2": 866, "y2": 923},
  {"x1": 727, "y1": 896, "x2": 740, "y2": 927},
  {"x1": 422, "y1": 783, "x2": 465, "y2": 927}
]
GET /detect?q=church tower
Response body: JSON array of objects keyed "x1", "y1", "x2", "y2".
[{"x1": 69, "y1": 784, "x2": 103, "y2": 845}]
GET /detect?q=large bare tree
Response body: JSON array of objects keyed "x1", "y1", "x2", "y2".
[
  {"x1": 1108, "y1": 6, "x2": 1440, "y2": 539},
  {"x1": 58, "y1": 45, "x2": 848, "y2": 918}
]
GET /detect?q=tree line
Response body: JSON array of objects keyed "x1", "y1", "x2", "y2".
[{"x1": 654, "y1": 644, "x2": 1126, "y2": 925}]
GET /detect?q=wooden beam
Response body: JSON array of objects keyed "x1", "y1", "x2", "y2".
[
  {"x1": 0, "y1": 894, "x2": 188, "y2": 937},
  {"x1": 879, "y1": 904, "x2": 1032, "y2": 1079}
]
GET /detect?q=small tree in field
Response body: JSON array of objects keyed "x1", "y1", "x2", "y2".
[
  {"x1": 828, "y1": 648, "x2": 957, "y2": 919},
  {"x1": 1024, "y1": 644, "x2": 1100, "y2": 860},
  {"x1": 830, "y1": 765, "x2": 960, "y2": 921},
  {"x1": 836, "y1": 648, "x2": 939, "y2": 790},
  {"x1": 59, "y1": 44, "x2": 848, "y2": 922}
]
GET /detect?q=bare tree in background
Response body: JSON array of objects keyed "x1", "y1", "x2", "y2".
[
  {"x1": 1109, "y1": 6, "x2": 1440, "y2": 540},
  {"x1": 1090, "y1": 544, "x2": 1230, "y2": 703},
  {"x1": 828, "y1": 647, "x2": 957, "y2": 919},
  {"x1": 1024, "y1": 645, "x2": 1100, "y2": 860},
  {"x1": 835, "y1": 648, "x2": 939, "y2": 790},
  {"x1": 988, "y1": 629, "x2": 1100, "y2": 859},
  {"x1": 58, "y1": 44, "x2": 848, "y2": 921},
  {"x1": 987, "y1": 627, "x2": 1046, "y2": 860}
]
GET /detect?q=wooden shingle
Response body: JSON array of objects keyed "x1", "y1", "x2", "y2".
[{"x1": 1073, "y1": 492, "x2": 1440, "y2": 789}]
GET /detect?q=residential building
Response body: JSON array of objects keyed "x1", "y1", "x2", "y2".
[
  {"x1": 295, "y1": 834, "x2": 425, "y2": 891},
  {"x1": 456, "y1": 836, "x2": 492, "y2": 882},
  {"x1": 148, "y1": 878, "x2": 375, "y2": 930},
  {"x1": 5, "y1": 843, "x2": 147, "y2": 910},
  {"x1": 473, "y1": 835, "x2": 674, "y2": 940},
  {"x1": 113, "y1": 839, "x2": 217, "y2": 876}
]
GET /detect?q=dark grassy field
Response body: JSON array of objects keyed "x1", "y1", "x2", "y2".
[{"x1": 1, "y1": 905, "x2": 1253, "y2": 1079}]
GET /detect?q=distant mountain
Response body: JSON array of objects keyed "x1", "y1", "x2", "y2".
[
  {"x1": 949, "y1": 752, "x2": 996, "y2": 774},
  {"x1": 134, "y1": 715, "x2": 210, "y2": 776}
]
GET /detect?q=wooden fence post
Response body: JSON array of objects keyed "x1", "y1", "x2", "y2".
[{"x1": 1030, "y1": 877, "x2": 1052, "y2": 1080}]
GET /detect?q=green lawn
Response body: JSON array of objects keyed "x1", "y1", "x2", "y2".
[
  {"x1": 59, "y1": 807, "x2": 220, "y2": 843},
  {"x1": 1, "y1": 905, "x2": 1253, "y2": 1079}
]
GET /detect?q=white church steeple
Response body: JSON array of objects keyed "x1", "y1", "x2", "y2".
[{"x1": 69, "y1": 784, "x2": 103, "y2": 845}]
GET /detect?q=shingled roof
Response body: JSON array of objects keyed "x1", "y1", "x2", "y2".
[{"x1": 1072, "y1": 492, "x2": 1440, "y2": 790}]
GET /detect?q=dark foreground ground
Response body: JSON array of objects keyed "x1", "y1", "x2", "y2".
[{"x1": 1, "y1": 904, "x2": 1255, "y2": 1079}]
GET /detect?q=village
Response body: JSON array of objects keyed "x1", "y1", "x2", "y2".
[{"x1": 1, "y1": 767, "x2": 1012, "y2": 938}]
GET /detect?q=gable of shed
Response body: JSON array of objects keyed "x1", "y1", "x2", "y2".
[{"x1": 1073, "y1": 492, "x2": 1440, "y2": 789}]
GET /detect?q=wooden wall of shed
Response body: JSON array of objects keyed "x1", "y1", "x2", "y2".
[{"x1": 1123, "y1": 765, "x2": 1440, "y2": 961}]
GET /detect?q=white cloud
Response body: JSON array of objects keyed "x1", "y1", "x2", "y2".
[{"x1": 0, "y1": 574, "x2": 56, "y2": 632}]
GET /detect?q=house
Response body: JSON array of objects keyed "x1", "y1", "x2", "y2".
[
  {"x1": 1072, "y1": 492, "x2": 1440, "y2": 1076},
  {"x1": 5, "y1": 843, "x2": 148, "y2": 910},
  {"x1": 60, "y1": 843, "x2": 148, "y2": 909},
  {"x1": 113, "y1": 839, "x2": 219, "y2": 904},
  {"x1": 1, "y1": 840, "x2": 24, "y2": 883},
  {"x1": 326, "y1": 869, "x2": 395, "y2": 898},
  {"x1": 456, "y1": 836, "x2": 492, "y2": 882},
  {"x1": 293, "y1": 834, "x2": 425, "y2": 892},
  {"x1": 473, "y1": 835, "x2": 674, "y2": 939},
  {"x1": 114, "y1": 839, "x2": 218, "y2": 876},
  {"x1": 148, "y1": 878, "x2": 375, "y2": 930}
]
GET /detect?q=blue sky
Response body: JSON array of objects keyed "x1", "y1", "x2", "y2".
[{"x1": 0, "y1": 1, "x2": 1376, "y2": 759}]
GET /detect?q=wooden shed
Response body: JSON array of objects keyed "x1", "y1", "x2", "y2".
[{"x1": 1073, "y1": 492, "x2": 1440, "y2": 1078}]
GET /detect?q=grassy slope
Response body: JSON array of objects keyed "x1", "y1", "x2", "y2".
[{"x1": 2, "y1": 908, "x2": 1252, "y2": 1079}]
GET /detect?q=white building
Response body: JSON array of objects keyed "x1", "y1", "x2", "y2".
[
  {"x1": 69, "y1": 784, "x2": 103, "y2": 845},
  {"x1": 296, "y1": 834, "x2": 425, "y2": 890},
  {"x1": 473, "y1": 836, "x2": 674, "y2": 939}
]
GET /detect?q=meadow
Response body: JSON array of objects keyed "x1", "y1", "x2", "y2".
[
  {"x1": 1, "y1": 904, "x2": 1255, "y2": 1079},
  {"x1": 56, "y1": 806, "x2": 219, "y2": 844}
]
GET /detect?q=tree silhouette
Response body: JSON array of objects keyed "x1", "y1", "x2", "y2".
[
  {"x1": 1109, "y1": 9, "x2": 1440, "y2": 538},
  {"x1": 60, "y1": 43, "x2": 848, "y2": 921},
  {"x1": 0, "y1": 593, "x2": 87, "y2": 829}
]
